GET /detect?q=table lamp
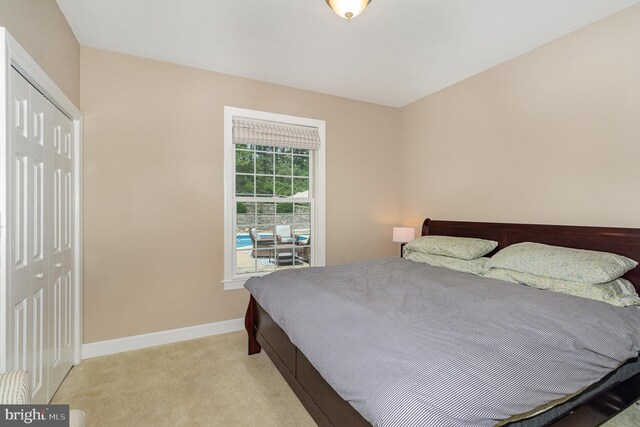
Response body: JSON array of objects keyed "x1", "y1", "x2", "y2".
[{"x1": 393, "y1": 227, "x2": 415, "y2": 257}]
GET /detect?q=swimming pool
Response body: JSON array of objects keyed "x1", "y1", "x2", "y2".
[
  {"x1": 236, "y1": 234, "x2": 270, "y2": 248},
  {"x1": 236, "y1": 233, "x2": 308, "y2": 248}
]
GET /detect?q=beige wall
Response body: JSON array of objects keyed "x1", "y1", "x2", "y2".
[
  {"x1": 0, "y1": 0, "x2": 80, "y2": 105},
  {"x1": 81, "y1": 47, "x2": 401, "y2": 343},
  {"x1": 400, "y1": 4, "x2": 640, "y2": 230}
]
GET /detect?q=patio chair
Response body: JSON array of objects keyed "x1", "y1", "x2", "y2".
[
  {"x1": 274, "y1": 225, "x2": 295, "y2": 244},
  {"x1": 249, "y1": 228, "x2": 274, "y2": 258}
]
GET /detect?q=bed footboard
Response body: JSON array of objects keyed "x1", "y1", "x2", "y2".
[{"x1": 245, "y1": 295, "x2": 261, "y2": 355}]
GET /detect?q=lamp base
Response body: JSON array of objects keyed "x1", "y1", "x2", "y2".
[{"x1": 400, "y1": 242, "x2": 406, "y2": 258}]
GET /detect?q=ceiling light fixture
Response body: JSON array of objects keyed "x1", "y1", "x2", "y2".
[{"x1": 325, "y1": 0, "x2": 371, "y2": 21}]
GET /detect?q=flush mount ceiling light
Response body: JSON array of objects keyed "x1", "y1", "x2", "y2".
[{"x1": 325, "y1": 0, "x2": 371, "y2": 20}]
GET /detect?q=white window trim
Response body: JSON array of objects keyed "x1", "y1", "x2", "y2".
[{"x1": 223, "y1": 107, "x2": 326, "y2": 290}]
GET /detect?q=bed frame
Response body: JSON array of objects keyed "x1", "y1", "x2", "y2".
[{"x1": 245, "y1": 218, "x2": 640, "y2": 426}]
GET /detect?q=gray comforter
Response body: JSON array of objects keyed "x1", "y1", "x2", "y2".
[{"x1": 245, "y1": 258, "x2": 640, "y2": 427}]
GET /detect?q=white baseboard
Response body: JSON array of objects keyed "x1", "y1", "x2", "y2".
[{"x1": 82, "y1": 317, "x2": 244, "y2": 359}]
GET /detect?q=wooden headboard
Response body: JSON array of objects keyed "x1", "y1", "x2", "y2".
[{"x1": 422, "y1": 218, "x2": 640, "y2": 293}]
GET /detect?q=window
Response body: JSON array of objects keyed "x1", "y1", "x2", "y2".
[{"x1": 223, "y1": 107, "x2": 325, "y2": 290}]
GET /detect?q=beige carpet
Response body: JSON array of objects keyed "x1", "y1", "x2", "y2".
[
  {"x1": 52, "y1": 332, "x2": 315, "y2": 426},
  {"x1": 53, "y1": 331, "x2": 640, "y2": 426}
]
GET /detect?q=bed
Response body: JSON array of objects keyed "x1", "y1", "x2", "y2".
[{"x1": 244, "y1": 218, "x2": 640, "y2": 426}]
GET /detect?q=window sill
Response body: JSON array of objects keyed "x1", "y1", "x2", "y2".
[
  {"x1": 222, "y1": 273, "x2": 270, "y2": 291},
  {"x1": 223, "y1": 279, "x2": 245, "y2": 291}
]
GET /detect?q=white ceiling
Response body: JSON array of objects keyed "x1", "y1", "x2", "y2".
[{"x1": 56, "y1": 0, "x2": 639, "y2": 107}]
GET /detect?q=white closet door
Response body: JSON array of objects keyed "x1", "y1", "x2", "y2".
[
  {"x1": 48, "y1": 106, "x2": 74, "y2": 395},
  {"x1": 9, "y1": 69, "x2": 50, "y2": 403},
  {"x1": 9, "y1": 68, "x2": 74, "y2": 403}
]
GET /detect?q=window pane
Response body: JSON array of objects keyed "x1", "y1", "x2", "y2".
[
  {"x1": 293, "y1": 155, "x2": 309, "y2": 177},
  {"x1": 275, "y1": 177, "x2": 292, "y2": 197},
  {"x1": 237, "y1": 204, "x2": 255, "y2": 229},
  {"x1": 256, "y1": 251, "x2": 276, "y2": 272},
  {"x1": 253, "y1": 227, "x2": 275, "y2": 253},
  {"x1": 294, "y1": 203, "x2": 311, "y2": 224},
  {"x1": 235, "y1": 144, "x2": 253, "y2": 150},
  {"x1": 255, "y1": 152, "x2": 274, "y2": 175},
  {"x1": 256, "y1": 202, "x2": 275, "y2": 225},
  {"x1": 293, "y1": 148, "x2": 308, "y2": 155},
  {"x1": 293, "y1": 222, "x2": 311, "y2": 267},
  {"x1": 293, "y1": 178, "x2": 309, "y2": 196},
  {"x1": 256, "y1": 202, "x2": 275, "y2": 213},
  {"x1": 256, "y1": 176, "x2": 274, "y2": 196},
  {"x1": 295, "y1": 245, "x2": 311, "y2": 266},
  {"x1": 236, "y1": 201, "x2": 250, "y2": 215},
  {"x1": 276, "y1": 202, "x2": 294, "y2": 214},
  {"x1": 294, "y1": 224, "x2": 311, "y2": 242},
  {"x1": 236, "y1": 226, "x2": 253, "y2": 249},
  {"x1": 274, "y1": 146, "x2": 292, "y2": 154},
  {"x1": 275, "y1": 154, "x2": 292, "y2": 176},
  {"x1": 236, "y1": 202, "x2": 255, "y2": 223},
  {"x1": 235, "y1": 150, "x2": 254, "y2": 174},
  {"x1": 236, "y1": 175, "x2": 254, "y2": 196},
  {"x1": 236, "y1": 250, "x2": 256, "y2": 274}
]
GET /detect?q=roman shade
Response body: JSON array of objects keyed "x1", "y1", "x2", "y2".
[{"x1": 232, "y1": 117, "x2": 321, "y2": 150}]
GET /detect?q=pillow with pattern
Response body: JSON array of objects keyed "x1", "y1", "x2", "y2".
[
  {"x1": 404, "y1": 235, "x2": 498, "y2": 260},
  {"x1": 487, "y1": 242, "x2": 637, "y2": 284}
]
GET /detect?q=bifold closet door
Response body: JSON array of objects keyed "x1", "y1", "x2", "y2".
[{"x1": 9, "y1": 68, "x2": 74, "y2": 403}]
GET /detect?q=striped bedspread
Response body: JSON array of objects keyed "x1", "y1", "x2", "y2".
[{"x1": 245, "y1": 258, "x2": 640, "y2": 427}]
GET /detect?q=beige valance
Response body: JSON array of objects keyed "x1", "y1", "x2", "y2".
[{"x1": 232, "y1": 117, "x2": 321, "y2": 150}]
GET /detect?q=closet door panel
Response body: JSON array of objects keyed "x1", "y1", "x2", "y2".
[
  {"x1": 10, "y1": 70, "x2": 33, "y2": 381},
  {"x1": 48, "y1": 107, "x2": 74, "y2": 396},
  {"x1": 28, "y1": 85, "x2": 52, "y2": 404}
]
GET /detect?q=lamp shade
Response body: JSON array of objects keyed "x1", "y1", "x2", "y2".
[
  {"x1": 325, "y1": 0, "x2": 371, "y2": 20},
  {"x1": 392, "y1": 227, "x2": 415, "y2": 243}
]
